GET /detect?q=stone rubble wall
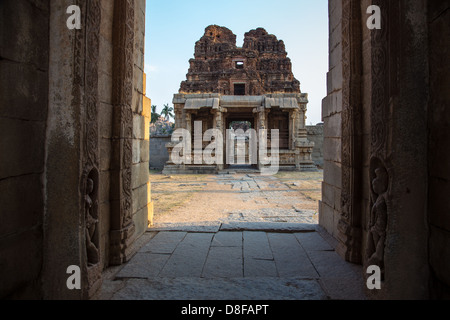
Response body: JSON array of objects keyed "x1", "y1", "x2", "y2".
[{"x1": 149, "y1": 127, "x2": 323, "y2": 170}]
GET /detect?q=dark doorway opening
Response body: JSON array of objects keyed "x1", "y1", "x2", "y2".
[{"x1": 234, "y1": 84, "x2": 246, "y2": 96}]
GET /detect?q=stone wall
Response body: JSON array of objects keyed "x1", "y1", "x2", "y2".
[
  {"x1": 150, "y1": 135, "x2": 172, "y2": 169},
  {"x1": 0, "y1": 0, "x2": 49, "y2": 299},
  {"x1": 0, "y1": 0, "x2": 151, "y2": 299},
  {"x1": 98, "y1": 0, "x2": 114, "y2": 274},
  {"x1": 131, "y1": 0, "x2": 153, "y2": 242},
  {"x1": 149, "y1": 128, "x2": 323, "y2": 171},
  {"x1": 319, "y1": 0, "x2": 343, "y2": 239},
  {"x1": 428, "y1": 0, "x2": 450, "y2": 298},
  {"x1": 306, "y1": 125, "x2": 324, "y2": 168}
]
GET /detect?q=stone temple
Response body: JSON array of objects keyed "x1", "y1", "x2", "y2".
[
  {"x1": 163, "y1": 25, "x2": 316, "y2": 174},
  {"x1": 2, "y1": 0, "x2": 449, "y2": 301}
]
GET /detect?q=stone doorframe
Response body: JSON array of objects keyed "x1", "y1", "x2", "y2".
[
  {"x1": 336, "y1": 0, "x2": 364, "y2": 264},
  {"x1": 44, "y1": 0, "x2": 142, "y2": 299},
  {"x1": 109, "y1": 0, "x2": 136, "y2": 267},
  {"x1": 332, "y1": 0, "x2": 430, "y2": 298}
]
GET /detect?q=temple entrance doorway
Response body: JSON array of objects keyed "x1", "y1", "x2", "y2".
[{"x1": 225, "y1": 114, "x2": 257, "y2": 170}]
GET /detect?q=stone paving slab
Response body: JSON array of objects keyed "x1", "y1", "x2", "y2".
[
  {"x1": 115, "y1": 253, "x2": 170, "y2": 279},
  {"x1": 211, "y1": 231, "x2": 243, "y2": 247},
  {"x1": 104, "y1": 230, "x2": 366, "y2": 300},
  {"x1": 294, "y1": 232, "x2": 334, "y2": 252},
  {"x1": 149, "y1": 222, "x2": 221, "y2": 233},
  {"x1": 110, "y1": 277, "x2": 328, "y2": 300},
  {"x1": 202, "y1": 246, "x2": 244, "y2": 278},
  {"x1": 139, "y1": 231, "x2": 187, "y2": 254},
  {"x1": 159, "y1": 233, "x2": 214, "y2": 278},
  {"x1": 244, "y1": 257, "x2": 278, "y2": 277},
  {"x1": 267, "y1": 233, "x2": 319, "y2": 278},
  {"x1": 220, "y1": 222, "x2": 318, "y2": 232},
  {"x1": 306, "y1": 250, "x2": 361, "y2": 279},
  {"x1": 243, "y1": 231, "x2": 273, "y2": 260},
  {"x1": 243, "y1": 231, "x2": 279, "y2": 277}
]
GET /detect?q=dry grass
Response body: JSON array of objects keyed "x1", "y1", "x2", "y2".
[{"x1": 149, "y1": 171, "x2": 212, "y2": 218}]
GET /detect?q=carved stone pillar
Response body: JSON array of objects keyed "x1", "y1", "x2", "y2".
[
  {"x1": 109, "y1": 0, "x2": 135, "y2": 266},
  {"x1": 174, "y1": 104, "x2": 183, "y2": 130},
  {"x1": 212, "y1": 107, "x2": 226, "y2": 170},
  {"x1": 79, "y1": 0, "x2": 102, "y2": 298},
  {"x1": 290, "y1": 110, "x2": 298, "y2": 149},
  {"x1": 185, "y1": 112, "x2": 192, "y2": 134},
  {"x1": 336, "y1": 0, "x2": 363, "y2": 264}
]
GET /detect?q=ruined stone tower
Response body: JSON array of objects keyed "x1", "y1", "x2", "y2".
[{"x1": 180, "y1": 25, "x2": 301, "y2": 95}]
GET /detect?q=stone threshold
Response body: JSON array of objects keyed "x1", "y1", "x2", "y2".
[{"x1": 148, "y1": 222, "x2": 318, "y2": 233}]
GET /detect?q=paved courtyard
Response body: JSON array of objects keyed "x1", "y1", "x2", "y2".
[{"x1": 97, "y1": 171, "x2": 367, "y2": 300}]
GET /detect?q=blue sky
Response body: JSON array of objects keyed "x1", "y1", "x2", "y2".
[{"x1": 144, "y1": 0, "x2": 328, "y2": 125}]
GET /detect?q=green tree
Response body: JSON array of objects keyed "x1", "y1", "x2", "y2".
[
  {"x1": 151, "y1": 105, "x2": 160, "y2": 124},
  {"x1": 161, "y1": 103, "x2": 174, "y2": 121}
]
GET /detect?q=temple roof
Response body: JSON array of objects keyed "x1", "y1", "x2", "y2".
[{"x1": 179, "y1": 25, "x2": 300, "y2": 95}]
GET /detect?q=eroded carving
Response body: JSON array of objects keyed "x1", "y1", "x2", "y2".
[
  {"x1": 366, "y1": 162, "x2": 389, "y2": 279},
  {"x1": 85, "y1": 177, "x2": 99, "y2": 266}
]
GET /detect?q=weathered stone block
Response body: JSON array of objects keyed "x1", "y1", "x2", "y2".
[
  {"x1": 0, "y1": 60, "x2": 48, "y2": 121},
  {"x1": 327, "y1": 63, "x2": 343, "y2": 94},
  {"x1": 132, "y1": 162, "x2": 149, "y2": 189},
  {"x1": 0, "y1": 118, "x2": 45, "y2": 180},
  {"x1": 100, "y1": 138, "x2": 111, "y2": 171},
  {"x1": 132, "y1": 182, "x2": 148, "y2": 213},
  {"x1": 100, "y1": 4, "x2": 114, "y2": 41},
  {"x1": 132, "y1": 205, "x2": 150, "y2": 238},
  {"x1": 329, "y1": 0, "x2": 342, "y2": 31},
  {"x1": 133, "y1": 114, "x2": 145, "y2": 140},
  {"x1": 99, "y1": 170, "x2": 111, "y2": 204},
  {"x1": 429, "y1": 176, "x2": 450, "y2": 231},
  {"x1": 329, "y1": 36, "x2": 342, "y2": 70},
  {"x1": 323, "y1": 159, "x2": 342, "y2": 189},
  {"x1": 322, "y1": 90, "x2": 342, "y2": 119},
  {"x1": 140, "y1": 140, "x2": 150, "y2": 163},
  {"x1": 99, "y1": 103, "x2": 113, "y2": 139},
  {"x1": 319, "y1": 201, "x2": 334, "y2": 236},
  {"x1": 430, "y1": 226, "x2": 450, "y2": 288},
  {"x1": 0, "y1": 228, "x2": 43, "y2": 298},
  {"x1": 322, "y1": 182, "x2": 335, "y2": 209},
  {"x1": 323, "y1": 137, "x2": 341, "y2": 162},
  {"x1": 0, "y1": 174, "x2": 43, "y2": 237},
  {"x1": 98, "y1": 35, "x2": 113, "y2": 76},
  {"x1": 98, "y1": 70, "x2": 113, "y2": 105},
  {"x1": 323, "y1": 112, "x2": 342, "y2": 138},
  {"x1": 132, "y1": 139, "x2": 141, "y2": 164},
  {"x1": 0, "y1": 0, "x2": 49, "y2": 67}
]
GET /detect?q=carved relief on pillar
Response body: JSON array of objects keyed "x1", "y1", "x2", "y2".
[
  {"x1": 365, "y1": 158, "x2": 389, "y2": 280},
  {"x1": 336, "y1": 0, "x2": 363, "y2": 264},
  {"x1": 80, "y1": 0, "x2": 102, "y2": 297},
  {"x1": 109, "y1": 0, "x2": 136, "y2": 266},
  {"x1": 365, "y1": 0, "x2": 391, "y2": 279},
  {"x1": 290, "y1": 109, "x2": 299, "y2": 149}
]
